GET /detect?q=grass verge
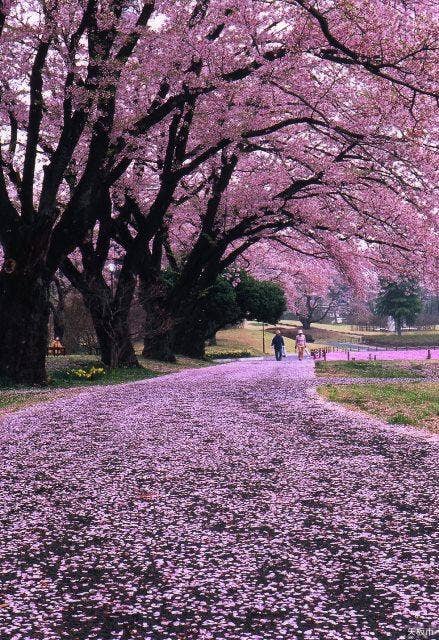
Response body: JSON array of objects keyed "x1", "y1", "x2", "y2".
[
  {"x1": 0, "y1": 391, "x2": 55, "y2": 413},
  {"x1": 48, "y1": 363, "x2": 156, "y2": 388},
  {"x1": 318, "y1": 382, "x2": 439, "y2": 433},
  {"x1": 361, "y1": 331, "x2": 439, "y2": 348},
  {"x1": 0, "y1": 353, "x2": 209, "y2": 415},
  {"x1": 315, "y1": 360, "x2": 426, "y2": 379},
  {"x1": 211, "y1": 322, "x2": 269, "y2": 356}
]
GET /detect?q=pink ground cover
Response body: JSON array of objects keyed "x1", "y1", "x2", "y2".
[
  {"x1": 0, "y1": 360, "x2": 438, "y2": 639},
  {"x1": 325, "y1": 348, "x2": 439, "y2": 362}
]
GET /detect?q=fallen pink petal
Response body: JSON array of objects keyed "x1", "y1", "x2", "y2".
[{"x1": 0, "y1": 360, "x2": 437, "y2": 639}]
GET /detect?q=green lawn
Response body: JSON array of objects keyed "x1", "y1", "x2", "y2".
[
  {"x1": 361, "y1": 331, "x2": 439, "y2": 347},
  {"x1": 280, "y1": 321, "x2": 439, "y2": 348},
  {"x1": 318, "y1": 382, "x2": 439, "y2": 433},
  {"x1": 310, "y1": 322, "x2": 372, "y2": 335},
  {"x1": 0, "y1": 331, "x2": 266, "y2": 415},
  {"x1": 48, "y1": 363, "x2": 156, "y2": 388},
  {"x1": 315, "y1": 360, "x2": 426, "y2": 379},
  {"x1": 0, "y1": 391, "x2": 52, "y2": 413},
  {"x1": 0, "y1": 353, "x2": 209, "y2": 414},
  {"x1": 211, "y1": 321, "x2": 296, "y2": 356}
]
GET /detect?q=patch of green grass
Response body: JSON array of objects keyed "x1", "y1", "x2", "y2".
[
  {"x1": 0, "y1": 391, "x2": 53, "y2": 414},
  {"x1": 0, "y1": 392, "x2": 42, "y2": 411},
  {"x1": 315, "y1": 360, "x2": 423, "y2": 379},
  {"x1": 318, "y1": 382, "x2": 439, "y2": 432},
  {"x1": 205, "y1": 349, "x2": 253, "y2": 360},
  {"x1": 46, "y1": 354, "x2": 99, "y2": 370},
  {"x1": 211, "y1": 324, "x2": 266, "y2": 356},
  {"x1": 312, "y1": 322, "x2": 369, "y2": 335},
  {"x1": 49, "y1": 364, "x2": 157, "y2": 388},
  {"x1": 388, "y1": 412, "x2": 416, "y2": 426},
  {"x1": 362, "y1": 332, "x2": 439, "y2": 348}
]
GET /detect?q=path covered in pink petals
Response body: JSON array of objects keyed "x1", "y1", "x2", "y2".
[{"x1": 1, "y1": 360, "x2": 438, "y2": 640}]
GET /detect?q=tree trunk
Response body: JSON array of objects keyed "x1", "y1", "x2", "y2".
[
  {"x1": 173, "y1": 312, "x2": 209, "y2": 359},
  {"x1": 62, "y1": 258, "x2": 139, "y2": 369},
  {"x1": 141, "y1": 302, "x2": 176, "y2": 362},
  {"x1": 174, "y1": 324, "x2": 207, "y2": 358},
  {"x1": 83, "y1": 282, "x2": 139, "y2": 368},
  {"x1": 0, "y1": 272, "x2": 50, "y2": 384},
  {"x1": 52, "y1": 306, "x2": 65, "y2": 340},
  {"x1": 140, "y1": 278, "x2": 177, "y2": 362},
  {"x1": 50, "y1": 277, "x2": 67, "y2": 340},
  {"x1": 299, "y1": 316, "x2": 312, "y2": 330},
  {"x1": 142, "y1": 322, "x2": 176, "y2": 362},
  {"x1": 90, "y1": 305, "x2": 139, "y2": 368}
]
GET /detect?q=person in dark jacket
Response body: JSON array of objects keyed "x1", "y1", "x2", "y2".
[{"x1": 271, "y1": 330, "x2": 285, "y2": 361}]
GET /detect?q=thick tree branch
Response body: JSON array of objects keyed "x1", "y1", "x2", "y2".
[
  {"x1": 21, "y1": 39, "x2": 51, "y2": 219},
  {"x1": 295, "y1": 0, "x2": 438, "y2": 98}
]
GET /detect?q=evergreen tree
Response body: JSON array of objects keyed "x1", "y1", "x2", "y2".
[
  {"x1": 375, "y1": 280, "x2": 422, "y2": 336},
  {"x1": 236, "y1": 273, "x2": 287, "y2": 325}
]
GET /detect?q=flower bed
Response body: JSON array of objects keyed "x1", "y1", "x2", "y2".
[{"x1": 325, "y1": 348, "x2": 439, "y2": 362}]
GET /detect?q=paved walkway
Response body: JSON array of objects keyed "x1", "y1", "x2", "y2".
[{"x1": 0, "y1": 359, "x2": 438, "y2": 640}]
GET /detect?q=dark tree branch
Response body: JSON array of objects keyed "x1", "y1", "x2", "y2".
[
  {"x1": 115, "y1": 1, "x2": 155, "y2": 63},
  {"x1": 21, "y1": 39, "x2": 51, "y2": 220},
  {"x1": 295, "y1": 0, "x2": 438, "y2": 98}
]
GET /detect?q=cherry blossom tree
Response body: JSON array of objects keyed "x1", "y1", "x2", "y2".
[
  {"x1": 0, "y1": 0, "x2": 437, "y2": 381},
  {"x1": 0, "y1": 0, "x2": 306, "y2": 381},
  {"x1": 0, "y1": 0, "x2": 159, "y2": 381},
  {"x1": 122, "y1": 113, "x2": 437, "y2": 359}
]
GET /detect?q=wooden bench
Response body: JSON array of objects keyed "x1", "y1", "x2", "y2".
[{"x1": 47, "y1": 346, "x2": 66, "y2": 356}]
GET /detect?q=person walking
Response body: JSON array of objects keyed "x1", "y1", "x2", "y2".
[
  {"x1": 295, "y1": 329, "x2": 307, "y2": 361},
  {"x1": 271, "y1": 330, "x2": 285, "y2": 361}
]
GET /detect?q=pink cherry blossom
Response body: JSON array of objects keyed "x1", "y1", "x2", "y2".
[{"x1": 324, "y1": 349, "x2": 439, "y2": 362}]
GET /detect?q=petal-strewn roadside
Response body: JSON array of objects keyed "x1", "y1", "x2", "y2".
[{"x1": 1, "y1": 359, "x2": 438, "y2": 640}]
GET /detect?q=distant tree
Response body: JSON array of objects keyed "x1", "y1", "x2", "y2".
[
  {"x1": 49, "y1": 275, "x2": 71, "y2": 341},
  {"x1": 375, "y1": 280, "x2": 422, "y2": 336},
  {"x1": 236, "y1": 273, "x2": 287, "y2": 325},
  {"x1": 62, "y1": 292, "x2": 96, "y2": 355},
  {"x1": 416, "y1": 291, "x2": 439, "y2": 329},
  {"x1": 174, "y1": 275, "x2": 245, "y2": 356},
  {"x1": 294, "y1": 286, "x2": 348, "y2": 330}
]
